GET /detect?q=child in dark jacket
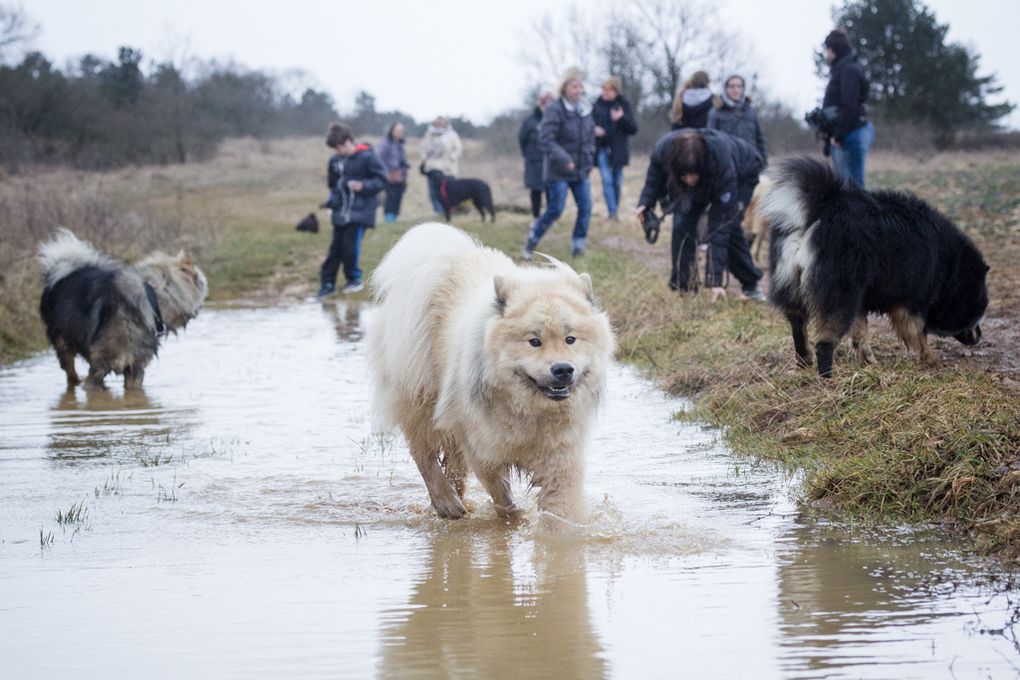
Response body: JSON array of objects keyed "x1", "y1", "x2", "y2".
[{"x1": 317, "y1": 123, "x2": 388, "y2": 299}]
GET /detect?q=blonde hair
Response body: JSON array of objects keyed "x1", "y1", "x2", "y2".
[
  {"x1": 602, "y1": 76, "x2": 622, "y2": 94},
  {"x1": 558, "y1": 67, "x2": 585, "y2": 97},
  {"x1": 670, "y1": 71, "x2": 713, "y2": 126}
]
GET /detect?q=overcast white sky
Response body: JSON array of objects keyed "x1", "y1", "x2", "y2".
[{"x1": 23, "y1": 0, "x2": 1020, "y2": 130}]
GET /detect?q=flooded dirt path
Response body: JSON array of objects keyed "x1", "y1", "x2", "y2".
[{"x1": 1, "y1": 302, "x2": 1017, "y2": 678}]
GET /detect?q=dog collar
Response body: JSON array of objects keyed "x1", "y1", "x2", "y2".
[{"x1": 143, "y1": 282, "x2": 166, "y2": 335}]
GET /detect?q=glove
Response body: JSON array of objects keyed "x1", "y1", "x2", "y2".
[{"x1": 641, "y1": 209, "x2": 662, "y2": 244}]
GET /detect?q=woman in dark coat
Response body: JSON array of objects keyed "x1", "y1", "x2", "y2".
[
  {"x1": 636, "y1": 128, "x2": 765, "y2": 300},
  {"x1": 519, "y1": 92, "x2": 555, "y2": 218},
  {"x1": 592, "y1": 76, "x2": 638, "y2": 220}
]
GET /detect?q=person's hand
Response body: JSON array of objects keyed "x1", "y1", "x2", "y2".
[
  {"x1": 710, "y1": 287, "x2": 727, "y2": 302},
  {"x1": 348, "y1": 180, "x2": 364, "y2": 192},
  {"x1": 635, "y1": 205, "x2": 646, "y2": 224},
  {"x1": 609, "y1": 107, "x2": 624, "y2": 122},
  {"x1": 829, "y1": 137, "x2": 841, "y2": 149},
  {"x1": 593, "y1": 125, "x2": 606, "y2": 138},
  {"x1": 566, "y1": 161, "x2": 576, "y2": 172}
]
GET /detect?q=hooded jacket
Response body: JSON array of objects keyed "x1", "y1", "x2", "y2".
[
  {"x1": 822, "y1": 51, "x2": 869, "y2": 142},
  {"x1": 326, "y1": 144, "x2": 388, "y2": 227},
  {"x1": 707, "y1": 97, "x2": 767, "y2": 167},
  {"x1": 671, "y1": 88, "x2": 715, "y2": 130}
]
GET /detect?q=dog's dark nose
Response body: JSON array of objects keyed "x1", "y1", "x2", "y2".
[
  {"x1": 550, "y1": 363, "x2": 575, "y2": 383},
  {"x1": 954, "y1": 325, "x2": 982, "y2": 346}
]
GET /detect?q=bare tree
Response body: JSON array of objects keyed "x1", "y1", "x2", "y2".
[
  {"x1": 517, "y1": 6, "x2": 600, "y2": 99},
  {"x1": 0, "y1": 4, "x2": 38, "y2": 64},
  {"x1": 518, "y1": 0, "x2": 757, "y2": 112}
]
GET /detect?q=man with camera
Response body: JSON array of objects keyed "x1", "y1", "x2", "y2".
[{"x1": 809, "y1": 29, "x2": 874, "y2": 188}]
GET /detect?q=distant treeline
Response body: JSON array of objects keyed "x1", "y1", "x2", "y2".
[
  {"x1": 0, "y1": 44, "x2": 510, "y2": 171},
  {"x1": 0, "y1": 47, "x2": 341, "y2": 169}
]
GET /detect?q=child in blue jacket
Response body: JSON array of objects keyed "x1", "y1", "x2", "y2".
[{"x1": 317, "y1": 123, "x2": 387, "y2": 298}]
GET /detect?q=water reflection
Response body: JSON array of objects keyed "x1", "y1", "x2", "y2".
[
  {"x1": 47, "y1": 386, "x2": 190, "y2": 464},
  {"x1": 323, "y1": 299, "x2": 364, "y2": 343},
  {"x1": 379, "y1": 525, "x2": 607, "y2": 679},
  {"x1": 775, "y1": 519, "x2": 1010, "y2": 678}
]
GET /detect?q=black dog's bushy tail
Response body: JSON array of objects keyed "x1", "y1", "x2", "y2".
[{"x1": 761, "y1": 156, "x2": 853, "y2": 237}]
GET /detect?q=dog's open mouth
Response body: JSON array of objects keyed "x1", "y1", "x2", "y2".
[
  {"x1": 541, "y1": 384, "x2": 572, "y2": 400},
  {"x1": 519, "y1": 371, "x2": 574, "y2": 401}
]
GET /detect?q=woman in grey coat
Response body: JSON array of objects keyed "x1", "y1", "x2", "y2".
[{"x1": 521, "y1": 67, "x2": 596, "y2": 260}]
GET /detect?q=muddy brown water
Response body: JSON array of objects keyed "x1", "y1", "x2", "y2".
[{"x1": 1, "y1": 302, "x2": 1017, "y2": 679}]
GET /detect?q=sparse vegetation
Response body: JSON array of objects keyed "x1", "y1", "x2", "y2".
[{"x1": 55, "y1": 499, "x2": 90, "y2": 530}]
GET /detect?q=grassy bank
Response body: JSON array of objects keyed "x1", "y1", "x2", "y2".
[{"x1": 3, "y1": 138, "x2": 1019, "y2": 560}]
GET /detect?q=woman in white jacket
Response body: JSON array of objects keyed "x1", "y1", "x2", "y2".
[{"x1": 421, "y1": 116, "x2": 463, "y2": 214}]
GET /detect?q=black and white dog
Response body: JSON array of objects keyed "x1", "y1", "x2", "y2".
[
  {"x1": 38, "y1": 229, "x2": 208, "y2": 389},
  {"x1": 761, "y1": 157, "x2": 988, "y2": 378},
  {"x1": 426, "y1": 170, "x2": 496, "y2": 222}
]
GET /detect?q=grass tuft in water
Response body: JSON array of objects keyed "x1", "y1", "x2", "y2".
[{"x1": 54, "y1": 499, "x2": 90, "y2": 532}]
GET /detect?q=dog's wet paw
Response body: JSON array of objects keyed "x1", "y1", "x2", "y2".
[{"x1": 433, "y1": 495, "x2": 468, "y2": 519}]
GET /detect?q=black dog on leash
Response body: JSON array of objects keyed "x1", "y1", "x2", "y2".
[{"x1": 426, "y1": 170, "x2": 496, "y2": 222}]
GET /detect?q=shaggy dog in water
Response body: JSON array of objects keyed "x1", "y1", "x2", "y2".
[
  {"x1": 426, "y1": 170, "x2": 496, "y2": 222},
  {"x1": 761, "y1": 157, "x2": 988, "y2": 378},
  {"x1": 38, "y1": 228, "x2": 208, "y2": 389},
  {"x1": 368, "y1": 223, "x2": 614, "y2": 521}
]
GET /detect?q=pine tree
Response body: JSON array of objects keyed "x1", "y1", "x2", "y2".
[{"x1": 828, "y1": 0, "x2": 1013, "y2": 146}]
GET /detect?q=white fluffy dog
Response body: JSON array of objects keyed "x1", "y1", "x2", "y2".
[{"x1": 368, "y1": 223, "x2": 615, "y2": 522}]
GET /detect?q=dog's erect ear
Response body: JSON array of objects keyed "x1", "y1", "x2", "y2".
[
  {"x1": 493, "y1": 275, "x2": 515, "y2": 314},
  {"x1": 178, "y1": 251, "x2": 197, "y2": 275},
  {"x1": 577, "y1": 272, "x2": 596, "y2": 305}
]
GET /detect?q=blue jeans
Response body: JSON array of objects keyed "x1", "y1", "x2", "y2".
[
  {"x1": 525, "y1": 178, "x2": 592, "y2": 253},
  {"x1": 597, "y1": 148, "x2": 624, "y2": 217},
  {"x1": 321, "y1": 224, "x2": 366, "y2": 287},
  {"x1": 426, "y1": 178, "x2": 444, "y2": 214},
  {"x1": 831, "y1": 120, "x2": 875, "y2": 188}
]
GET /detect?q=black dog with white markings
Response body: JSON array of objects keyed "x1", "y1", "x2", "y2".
[
  {"x1": 426, "y1": 170, "x2": 495, "y2": 222},
  {"x1": 761, "y1": 157, "x2": 988, "y2": 378}
]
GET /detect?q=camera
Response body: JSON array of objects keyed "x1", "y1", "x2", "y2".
[
  {"x1": 641, "y1": 209, "x2": 662, "y2": 244},
  {"x1": 804, "y1": 105, "x2": 839, "y2": 133}
]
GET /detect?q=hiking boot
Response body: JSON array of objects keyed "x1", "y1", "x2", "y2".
[
  {"x1": 572, "y1": 247, "x2": 586, "y2": 258},
  {"x1": 315, "y1": 283, "x2": 336, "y2": 300},
  {"x1": 520, "y1": 244, "x2": 534, "y2": 261},
  {"x1": 342, "y1": 280, "x2": 365, "y2": 295},
  {"x1": 741, "y1": 284, "x2": 767, "y2": 301}
]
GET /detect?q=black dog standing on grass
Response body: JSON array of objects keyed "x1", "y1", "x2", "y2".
[
  {"x1": 425, "y1": 170, "x2": 495, "y2": 222},
  {"x1": 761, "y1": 157, "x2": 988, "y2": 378}
]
